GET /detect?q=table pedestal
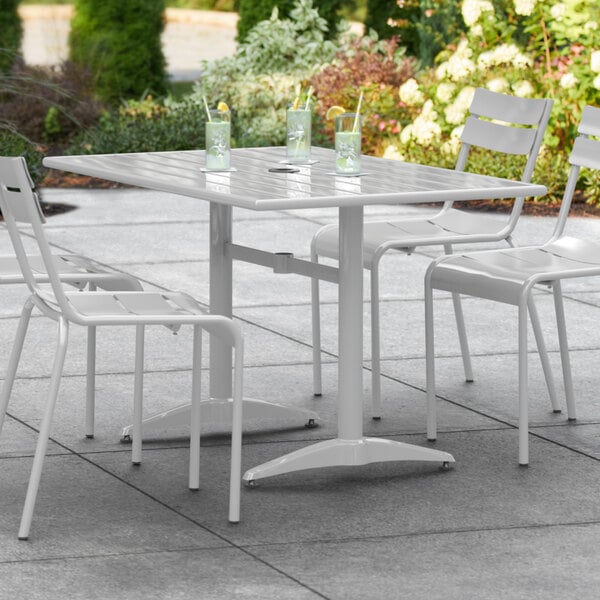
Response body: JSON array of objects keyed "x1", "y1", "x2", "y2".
[
  {"x1": 243, "y1": 437, "x2": 454, "y2": 483},
  {"x1": 120, "y1": 397, "x2": 317, "y2": 439}
]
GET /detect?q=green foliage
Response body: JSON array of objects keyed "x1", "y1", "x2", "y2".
[
  {"x1": 194, "y1": 0, "x2": 340, "y2": 147},
  {"x1": 237, "y1": 0, "x2": 294, "y2": 42},
  {"x1": 310, "y1": 35, "x2": 414, "y2": 154},
  {"x1": 0, "y1": 62, "x2": 102, "y2": 146},
  {"x1": 71, "y1": 97, "x2": 207, "y2": 155},
  {"x1": 0, "y1": 0, "x2": 23, "y2": 73},
  {"x1": 237, "y1": 0, "x2": 343, "y2": 42},
  {"x1": 365, "y1": 0, "x2": 466, "y2": 66},
  {"x1": 69, "y1": 0, "x2": 168, "y2": 104},
  {"x1": 0, "y1": 131, "x2": 44, "y2": 183}
]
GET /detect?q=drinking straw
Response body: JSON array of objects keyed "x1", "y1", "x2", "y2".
[
  {"x1": 202, "y1": 96, "x2": 212, "y2": 122},
  {"x1": 353, "y1": 90, "x2": 363, "y2": 133},
  {"x1": 304, "y1": 86, "x2": 314, "y2": 110}
]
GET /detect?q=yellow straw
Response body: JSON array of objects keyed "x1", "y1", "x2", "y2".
[
  {"x1": 202, "y1": 96, "x2": 212, "y2": 122},
  {"x1": 304, "y1": 86, "x2": 314, "y2": 110},
  {"x1": 353, "y1": 90, "x2": 363, "y2": 133}
]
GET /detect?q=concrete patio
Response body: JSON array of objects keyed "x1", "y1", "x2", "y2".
[{"x1": 1, "y1": 188, "x2": 600, "y2": 598}]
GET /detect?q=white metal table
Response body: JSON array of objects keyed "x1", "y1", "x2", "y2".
[{"x1": 43, "y1": 146, "x2": 547, "y2": 483}]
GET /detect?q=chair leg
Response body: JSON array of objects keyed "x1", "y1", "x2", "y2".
[
  {"x1": 552, "y1": 282, "x2": 576, "y2": 420},
  {"x1": 370, "y1": 261, "x2": 382, "y2": 419},
  {"x1": 425, "y1": 277, "x2": 437, "y2": 442},
  {"x1": 189, "y1": 326, "x2": 202, "y2": 490},
  {"x1": 229, "y1": 338, "x2": 244, "y2": 523},
  {"x1": 132, "y1": 325, "x2": 144, "y2": 466},
  {"x1": 528, "y1": 298, "x2": 561, "y2": 413},
  {"x1": 310, "y1": 249, "x2": 323, "y2": 397},
  {"x1": 85, "y1": 326, "x2": 96, "y2": 438},
  {"x1": 18, "y1": 317, "x2": 69, "y2": 540},
  {"x1": 0, "y1": 297, "x2": 34, "y2": 436},
  {"x1": 444, "y1": 245, "x2": 473, "y2": 382},
  {"x1": 518, "y1": 300, "x2": 529, "y2": 466}
]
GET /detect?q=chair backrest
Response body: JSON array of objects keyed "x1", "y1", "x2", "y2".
[
  {"x1": 447, "y1": 88, "x2": 553, "y2": 219},
  {"x1": 550, "y1": 104, "x2": 600, "y2": 242},
  {"x1": 0, "y1": 157, "x2": 73, "y2": 318}
]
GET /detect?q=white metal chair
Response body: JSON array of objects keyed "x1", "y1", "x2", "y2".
[
  {"x1": 0, "y1": 238, "x2": 144, "y2": 441},
  {"x1": 311, "y1": 89, "x2": 554, "y2": 417},
  {"x1": 0, "y1": 156, "x2": 244, "y2": 539},
  {"x1": 425, "y1": 104, "x2": 600, "y2": 466}
]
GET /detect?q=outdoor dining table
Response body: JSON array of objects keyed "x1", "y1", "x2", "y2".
[{"x1": 43, "y1": 146, "x2": 547, "y2": 484}]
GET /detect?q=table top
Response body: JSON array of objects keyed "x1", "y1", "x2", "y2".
[{"x1": 43, "y1": 146, "x2": 547, "y2": 211}]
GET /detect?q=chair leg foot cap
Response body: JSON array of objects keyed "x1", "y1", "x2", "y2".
[
  {"x1": 18, "y1": 536, "x2": 28, "y2": 541},
  {"x1": 518, "y1": 463, "x2": 529, "y2": 468},
  {"x1": 553, "y1": 410, "x2": 562, "y2": 414},
  {"x1": 132, "y1": 462, "x2": 141, "y2": 466},
  {"x1": 313, "y1": 393, "x2": 322, "y2": 397},
  {"x1": 568, "y1": 417, "x2": 577, "y2": 422},
  {"x1": 427, "y1": 438, "x2": 436, "y2": 443},
  {"x1": 85, "y1": 434, "x2": 94, "y2": 439},
  {"x1": 465, "y1": 379, "x2": 474, "y2": 383},
  {"x1": 372, "y1": 416, "x2": 381, "y2": 421}
]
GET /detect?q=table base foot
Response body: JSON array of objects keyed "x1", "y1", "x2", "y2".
[
  {"x1": 120, "y1": 397, "x2": 319, "y2": 440},
  {"x1": 243, "y1": 437, "x2": 455, "y2": 483}
]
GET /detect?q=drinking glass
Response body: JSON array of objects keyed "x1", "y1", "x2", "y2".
[
  {"x1": 205, "y1": 109, "x2": 231, "y2": 171},
  {"x1": 334, "y1": 113, "x2": 362, "y2": 175},
  {"x1": 286, "y1": 104, "x2": 311, "y2": 163}
]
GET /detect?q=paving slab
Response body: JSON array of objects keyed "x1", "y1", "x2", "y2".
[
  {"x1": 0, "y1": 416, "x2": 65, "y2": 458},
  {"x1": 249, "y1": 522, "x2": 600, "y2": 600},
  {"x1": 0, "y1": 545, "x2": 320, "y2": 600},
  {"x1": 0, "y1": 454, "x2": 225, "y2": 560},
  {"x1": 89, "y1": 428, "x2": 600, "y2": 546}
]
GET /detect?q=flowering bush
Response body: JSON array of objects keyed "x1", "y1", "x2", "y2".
[
  {"x1": 310, "y1": 34, "x2": 415, "y2": 154},
  {"x1": 383, "y1": 0, "x2": 600, "y2": 204}
]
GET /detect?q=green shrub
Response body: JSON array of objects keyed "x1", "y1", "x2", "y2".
[
  {"x1": 0, "y1": 61, "x2": 102, "y2": 147},
  {"x1": 0, "y1": 0, "x2": 23, "y2": 73},
  {"x1": 310, "y1": 35, "x2": 415, "y2": 154},
  {"x1": 0, "y1": 131, "x2": 44, "y2": 183},
  {"x1": 194, "y1": 0, "x2": 340, "y2": 147},
  {"x1": 237, "y1": 0, "x2": 343, "y2": 42},
  {"x1": 70, "y1": 97, "x2": 206, "y2": 155},
  {"x1": 69, "y1": 0, "x2": 168, "y2": 104}
]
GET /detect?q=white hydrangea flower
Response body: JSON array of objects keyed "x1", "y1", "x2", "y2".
[
  {"x1": 477, "y1": 51, "x2": 494, "y2": 70},
  {"x1": 436, "y1": 82, "x2": 456, "y2": 103},
  {"x1": 486, "y1": 77, "x2": 510, "y2": 93},
  {"x1": 512, "y1": 80, "x2": 534, "y2": 97},
  {"x1": 513, "y1": 52, "x2": 533, "y2": 69},
  {"x1": 445, "y1": 103, "x2": 468, "y2": 125},
  {"x1": 594, "y1": 74, "x2": 600, "y2": 90},
  {"x1": 442, "y1": 137, "x2": 461, "y2": 157},
  {"x1": 400, "y1": 125, "x2": 413, "y2": 144},
  {"x1": 462, "y1": 0, "x2": 494, "y2": 27},
  {"x1": 514, "y1": 0, "x2": 537, "y2": 16},
  {"x1": 451, "y1": 125, "x2": 465, "y2": 139},
  {"x1": 585, "y1": 21, "x2": 598, "y2": 31},
  {"x1": 591, "y1": 51, "x2": 600, "y2": 74},
  {"x1": 559, "y1": 72, "x2": 578, "y2": 89},
  {"x1": 446, "y1": 54, "x2": 477, "y2": 82},
  {"x1": 412, "y1": 118, "x2": 442, "y2": 145},
  {"x1": 456, "y1": 86, "x2": 476, "y2": 109},
  {"x1": 436, "y1": 61, "x2": 449, "y2": 80},
  {"x1": 550, "y1": 3, "x2": 566, "y2": 20},
  {"x1": 470, "y1": 24, "x2": 483, "y2": 37},
  {"x1": 399, "y1": 78, "x2": 425, "y2": 106},
  {"x1": 382, "y1": 144, "x2": 405, "y2": 161}
]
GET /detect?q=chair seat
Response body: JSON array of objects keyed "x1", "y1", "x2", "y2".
[
  {"x1": 65, "y1": 290, "x2": 208, "y2": 322},
  {"x1": 0, "y1": 254, "x2": 140, "y2": 290},
  {"x1": 430, "y1": 236, "x2": 600, "y2": 305},
  {"x1": 314, "y1": 209, "x2": 508, "y2": 267}
]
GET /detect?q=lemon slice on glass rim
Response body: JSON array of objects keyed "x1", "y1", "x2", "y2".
[
  {"x1": 217, "y1": 101, "x2": 229, "y2": 112},
  {"x1": 326, "y1": 105, "x2": 346, "y2": 120}
]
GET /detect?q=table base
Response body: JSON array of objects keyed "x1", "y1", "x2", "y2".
[
  {"x1": 242, "y1": 437, "x2": 455, "y2": 484},
  {"x1": 120, "y1": 397, "x2": 318, "y2": 440}
]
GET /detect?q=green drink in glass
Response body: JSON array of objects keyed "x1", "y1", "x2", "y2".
[
  {"x1": 286, "y1": 104, "x2": 311, "y2": 163},
  {"x1": 205, "y1": 108, "x2": 231, "y2": 171},
  {"x1": 335, "y1": 113, "x2": 362, "y2": 175}
]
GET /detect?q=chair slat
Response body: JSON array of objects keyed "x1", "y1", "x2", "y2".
[
  {"x1": 569, "y1": 136, "x2": 600, "y2": 170},
  {"x1": 579, "y1": 105, "x2": 600, "y2": 138},
  {"x1": 468, "y1": 88, "x2": 550, "y2": 125},
  {"x1": 461, "y1": 116, "x2": 537, "y2": 156}
]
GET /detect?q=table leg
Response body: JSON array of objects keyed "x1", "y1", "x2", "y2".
[
  {"x1": 121, "y1": 203, "x2": 317, "y2": 441},
  {"x1": 243, "y1": 205, "x2": 454, "y2": 483}
]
